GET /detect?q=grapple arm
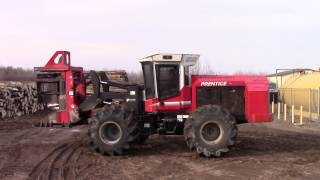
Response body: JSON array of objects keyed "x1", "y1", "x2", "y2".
[{"x1": 79, "y1": 71, "x2": 139, "y2": 112}]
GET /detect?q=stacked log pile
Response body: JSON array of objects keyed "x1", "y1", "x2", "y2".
[
  {"x1": 85, "y1": 70, "x2": 129, "y2": 94},
  {"x1": 0, "y1": 82, "x2": 45, "y2": 119},
  {"x1": 105, "y1": 71, "x2": 129, "y2": 92},
  {"x1": 105, "y1": 70, "x2": 129, "y2": 82}
]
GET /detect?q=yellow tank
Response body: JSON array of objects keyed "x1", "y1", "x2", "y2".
[
  {"x1": 280, "y1": 71, "x2": 320, "y2": 117},
  {"x1": 282, "y1": 72, "x2": 320, "y2": 89}
]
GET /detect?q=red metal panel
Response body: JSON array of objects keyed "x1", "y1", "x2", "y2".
[
  {"x1": 145, "y1": 74, "x2": 272, "y2": 123},
  {"x1": 190, "y1": 75, "x2": 272, "y2": 123},
  {"x1": 144, "y1": 86, "x2": 191, "y2": 113},
  {"x1": 57, "y1": 111, "x2": 70, "y2": 124},
  {"x1": 35, "y1": 51, "x2": 86, "y2": 125},
  {"x1": 245, "y1": 91, "x2": 271, "y2": 122},
  {"x1": 35, "y1": 51, "x2": 83, "y2": 72}
]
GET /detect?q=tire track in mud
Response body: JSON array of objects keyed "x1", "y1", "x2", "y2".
[
  {"x1": 69, "y1": 149, "x2": 96, "y2": 180},
  {"x1": 0, "y1": 146, "x2": 23, "y2": 179},
  {"x1": 0, "y1": 128, "x2": 42, "y2": 179},
  {"x1": 12, "y1": 128, "x2": 42, "y2": 143},
  {"x1": 28, "y1": 141, "x2": 87, "y2": 180}
]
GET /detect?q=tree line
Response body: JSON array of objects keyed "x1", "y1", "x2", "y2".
[{"x1": 0, "y1": 66, "x2": 35, "y2": 81}]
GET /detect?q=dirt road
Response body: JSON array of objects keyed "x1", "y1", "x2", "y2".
[{"x1": 0, "y1": 112, "x2": 320, "y2": 180}]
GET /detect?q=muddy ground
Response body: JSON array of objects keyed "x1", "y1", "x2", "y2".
[{"x1": 0, "y1": 112, "x2": 320, "y2": 180}]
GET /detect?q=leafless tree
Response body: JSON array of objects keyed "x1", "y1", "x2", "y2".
[
  {"x1": 190, "y1": 60, "x2": 216, "y2": 75},
  {"x1": 0, "y1": 66, "x2": 35, "y2": 81},
  {"x1": 127, "y1": 71, "x2": 144, "y2": 84}
]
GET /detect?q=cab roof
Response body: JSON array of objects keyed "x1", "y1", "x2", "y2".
[{"x1": 140, "y1": 54, "x2": 200, "y2": 66}]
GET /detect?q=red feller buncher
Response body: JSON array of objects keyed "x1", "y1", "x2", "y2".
[{"x1": 35, "y1": 51, "x2": 272, "y2": 157}]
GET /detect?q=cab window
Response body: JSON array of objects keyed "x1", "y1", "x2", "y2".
[
  {"x1": 156, "y1": 64, "x2": 180, "y2": 100},
  {"x1": 142, "y1": 62, "x2": 155, "y2": 99}
]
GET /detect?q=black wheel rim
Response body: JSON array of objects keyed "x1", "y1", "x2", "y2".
[
  {"x1": 99, "y1": 121, "x2": 122, "y2": 145},
  {"x1": 200, "y1": 122, "x2": 222, "y2": 144}
]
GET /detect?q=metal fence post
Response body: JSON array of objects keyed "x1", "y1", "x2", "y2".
[
  {"x1": 278, "y1": 102, "x2": 281, "y2": 120},
  {"x1": 309, "y1": 88, "x2": 311, "y2": 121},
  {"x1": 292, "y1": 105, "x2": 295, "y2": 124},
  {"x1": 284, "y1": 104, "x2": 287, "y2": 121},
  {"x1": 300, "y1": 106, "x2": 303, "y2": 125},
  {"x1": 272, "y1": 101, "x2": 274, "y2": 114},
  {"x1": 318, "y1": 87, "x2": 320, "y2": 120},
  {"x1": 291, "y1": 88, "x2": 293, "y2": 107}
]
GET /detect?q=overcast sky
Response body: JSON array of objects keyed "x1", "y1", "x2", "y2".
[{"x1": 1, "y1": 0, "x2": 320, "y2": 74}]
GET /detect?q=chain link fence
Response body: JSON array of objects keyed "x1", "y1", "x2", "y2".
[{"x1": 271, "y1": 88, "x2": 320, "y2": 124}]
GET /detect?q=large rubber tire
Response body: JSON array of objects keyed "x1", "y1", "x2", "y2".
[
  {"x1": 184, "y1": 105, "x2": 238, "y2": 157},
  {"x1": 88, "y1": 105, "x2": 139, "y2": 155}
]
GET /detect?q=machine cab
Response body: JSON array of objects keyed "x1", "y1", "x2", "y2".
[{"x1": 140, "y1": 54, "x2": 199, "y2": 112}]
